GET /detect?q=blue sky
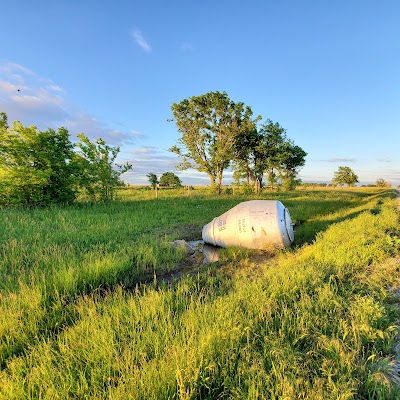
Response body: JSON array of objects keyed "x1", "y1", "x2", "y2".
[{"x1": 1, "y1": 0, "x2": 399, "y2": 186}]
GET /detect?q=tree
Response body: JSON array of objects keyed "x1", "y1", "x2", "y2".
[
  {"x1": 232, "y1": 119, "x2": 306, "y2": 192},
  {"x1": 147, "y1": 173, "x2": 159, "y2": 189},
  {"x1": 232, "y1": 125, "x2": 259, "y2": 186},
  {"x1": 253, "y1": 120, "x2": 287, "y2": 192},
  {"x1": 277, "y1": 140, "x2": 307, "y2": 191},
  {"x1": 36, "y1": 127, "x2": 78, "y2": 204},
  {"x1": 159, "y1": 172, "x2": 182, "y2": 188},
  {"x1": 376, "y1": 178, "x2": 390, "y2": 187},
  {"x1": 332, "y1": 166, "x2": 358, "y2": 187},
  {"x1": 169, "y1": 91, "x2": 256, "y2": 194},
  {"x1": 0, "y1": 112, "x2": 132, "y2": 205},
  {"x1": 75, "y1": 133, "x2": 132, "y2": 202},
  {"x1": 0, "y1": 113, "x2": 76, "y2": 205}
]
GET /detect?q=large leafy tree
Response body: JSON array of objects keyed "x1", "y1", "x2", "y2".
[
  {"x1": 170, "y1": 91, "x2": 256, "y2": 194},
  {"x1": 159, "y1": 172, "x2": 182, "y2": 188},
  {"x1": 75, "y1": 133, "x2": 132, "y2": 202},
  {"x1": 332, "y1": 166, "x2": 359, "y2": 187},
  {"x1": 0, "y1": 113, "x2": 76, "y2": 205}
]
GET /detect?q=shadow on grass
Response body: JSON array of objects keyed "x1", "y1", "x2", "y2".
[{"x1": 293, "y1": 209, "x2": 365, "y2": 246}]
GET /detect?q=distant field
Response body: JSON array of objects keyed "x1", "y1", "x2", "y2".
[{"x1": 0, "y1": 188, "x2": 399, "y2": 399}]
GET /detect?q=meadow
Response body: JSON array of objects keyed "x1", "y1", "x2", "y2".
[{"x1": 0, "y1": 187, "x2": 399, "y2": 399}]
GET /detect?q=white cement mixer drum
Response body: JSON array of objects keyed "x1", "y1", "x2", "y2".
[{"x1": 202, "y1": 200, "x2": 294, "y2": 250}]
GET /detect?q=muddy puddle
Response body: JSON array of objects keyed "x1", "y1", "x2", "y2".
[
  {"x1": 156, "y1": 239, "x2": 275, "y2": 286},
  {"x1": 159, "y1": 240, "x2": 223, "y2": 284},
  {"x1": 188, "y1": 240, "x2": 222, "y2": 263}
]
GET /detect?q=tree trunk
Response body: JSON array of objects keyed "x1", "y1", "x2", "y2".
[
  {"x1": 254, "y1": 175, "x2": 262, "y2": 193},
  {"x1": 207, "y1": 174, "x2": 218, "y2": 193},
  {"x1": 216, "y1": 172, "x2": 223, "y2": 195}
]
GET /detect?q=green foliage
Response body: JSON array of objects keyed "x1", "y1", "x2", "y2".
[
  {"x1": 0, "y1": 114, "x2": 76, "y2": 206},
  {"x1": 234, "y1": 119, "x2": 284, "y2": 192},
  {"x1": 170, "y1": 91, "x2": 256, "y2": 194},
  {"x1": 332, "y1": 165, "x2": 359, "y2": 187},
  {"x1": 277, "y1": 140, "x2": 307, "y2": 190},
  {"x1": 75, "y1": 133, "x2": 132, "y2": 202},
  {"x1": 159, "y1": 172, "x2": 182, "y2": 187},
  {"x1": 0, "y1": 113, "x2": 132, "y2": 205},
  {"x1": 146, "y1": 172, "x2": 159, "y2": 189},
  {"x1": 233, "y1": 181, "x2": 255, "y2": 195},
  {"x1": 0, "y1": 189, "x2": 399, "y2": 398},
  {"x1": 233, "y1": 119, "x2": 307, "y2": 192}
]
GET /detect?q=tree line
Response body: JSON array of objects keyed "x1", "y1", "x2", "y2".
[
  {"x1": 0, "y1": 112, "x2": 131, "y2": 206},
  {"x1": 169, "y1": 91, "x2": 307, "y2": 193}
]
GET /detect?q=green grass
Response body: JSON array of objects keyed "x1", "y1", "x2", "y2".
[{"x1": 0, "y1": 188, "x2": 399, "y2": 399}]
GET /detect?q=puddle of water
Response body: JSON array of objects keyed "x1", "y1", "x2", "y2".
[
  {"x1": 187, "y1": 240, "x2": 204, "y2": 247},
  {"x1": 158, "y1": 241, "x2": 222, "y2": 285},
  {"x1": 187, "y1": 240, "x2": 222, "y2": 264},
  {"x1": 202, "y1": 243, "x2": 220, "y2": 263}
]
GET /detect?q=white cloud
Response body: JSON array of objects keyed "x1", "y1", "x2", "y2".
[
  {"x1": 130, "y1": 29, "x2": 152, "y2": 53},
  {"x1": 1, "y1": 84, "x2": 69, "y2": 125},
  {"x1": 0, "y1": 80, "x2": 19, "y2": 93},
  {"x1": 62, "y1": 110, "x2": 138, "y2": 145},
  {"x1": 325, "y1": 158, "x2": 357, "y2": 163},
  {"x1": 118, "y1": 146, "x2": 180, "y2": 182},
  {"x1": 130, "y1": 146, "x2": 156, "y2": 155},
  {"x1": 0, "y1": 62, "x2": 34, "y2": 76},
  {"x1": 377, "y1": 157, "x2": 392, "y2": 163},
  {"x1": 131, "y1": 129, "x2": 144, "y2": 138},
  {"x1": 46, "y1": 84, "x2": 64, "y2": 92},
  {"x1": 116, "y1": 145, "x2": 222, "y2": 185},
  {"x1": 0, "y1": 61, "x2": 139, "y2": 146}
]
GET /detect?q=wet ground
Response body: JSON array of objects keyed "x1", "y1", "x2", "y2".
[{"x1": 159, "y1": 240, "x2": 223, "y2": 284}]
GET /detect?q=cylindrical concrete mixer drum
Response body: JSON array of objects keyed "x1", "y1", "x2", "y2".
[{"x1": 202, "y1": 200, "x2": 294, "y2": 250}]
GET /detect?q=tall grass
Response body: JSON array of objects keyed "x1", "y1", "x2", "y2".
[{"x1": 0, "y1": 188, "x2": 399, "y2": 399}]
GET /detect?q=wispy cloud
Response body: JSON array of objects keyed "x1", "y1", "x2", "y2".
[
  {"x1": 118, "y1": 145, "x2": 221, "y2": 185},
  {"x1": 180, "y1": 41, "x2": 194, "y2": 52},
  {"x1": 131, "y1": 129, "x2": 144, "y2": 138},
  {"x1": 130, "y1": 29, "x2": 152, "y2": 53},
  {"x1": 114, "y1": 146, "x2": 178, "y2": 183},
  {"x1": 46, "y1": 84, "x2": 64, "y2": 93},
  {"x1": 324, "y1": 158, "x2": 357, "y2": 163},
  {"x1": 0, "y1": 62, "x2": 34, "y2": 76},
  {"x1": 0, "y1": 80, "x2": 19, "y2": 93},
  {"x1": 377, "y1": 157, "x2": 392, "y2": 163},
  {"x1": 0, "y1": 62, "x2": 139, "y2": 146}
]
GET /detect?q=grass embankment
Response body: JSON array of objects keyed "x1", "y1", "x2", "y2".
[{"x1": 0, "y1": 188, "x2": 399, "y2": 399}]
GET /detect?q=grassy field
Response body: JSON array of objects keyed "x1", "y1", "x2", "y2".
[{"x1": 0, "y1": 187, "x2": 399, "y2": 399}]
